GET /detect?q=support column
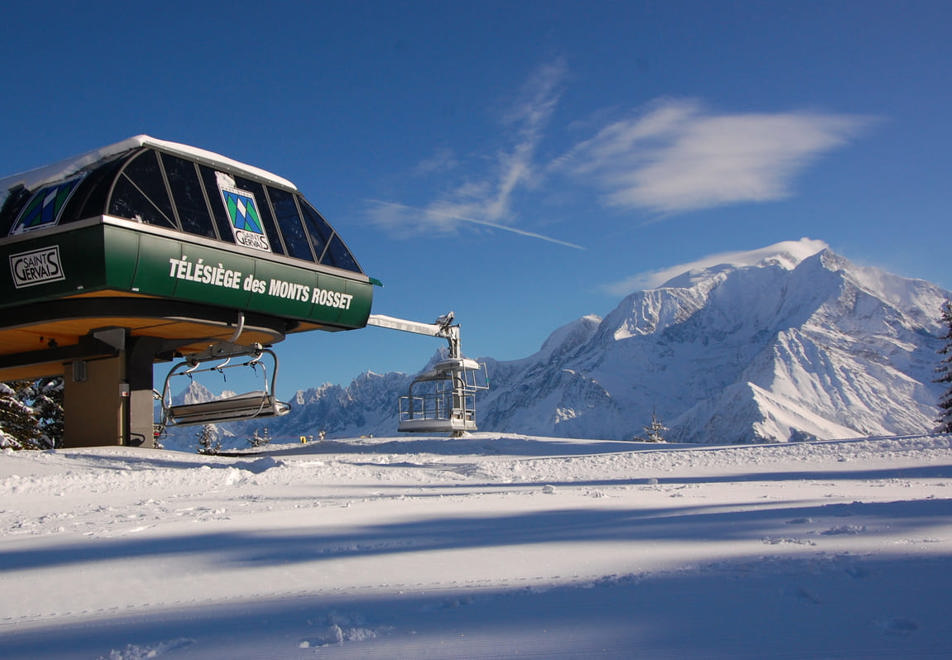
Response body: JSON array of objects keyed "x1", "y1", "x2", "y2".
[
  {"x1": 125, "y1": 337, "x2": 162, "y2": 448},
  {"x1": 63, "y1": 356, "x2": 125, "y2": 447},
  {"x1": 62, "y1": 333, "x2": 162, "y2": 448}
]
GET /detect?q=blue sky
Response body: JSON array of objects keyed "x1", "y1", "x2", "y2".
[{"x1": 1, "y1": 1, "x2": 949, "y2": 396}]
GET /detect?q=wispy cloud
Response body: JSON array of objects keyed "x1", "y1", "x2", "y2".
[
  {"x1": 368, "y1": 66, "x2": 872, "y2": 250},
  {"x1": 413, "y1": 147, "x2": 459, "y2": 176},
  {"x1": 367, "y1": 60, "x2": 576, "y2": 247},
  {"x1": 558, "y1": 99, "x2": 873, "y2": 214},
  {"x1": 366, "y1": 199, "x2": 585, "y2": 250}
]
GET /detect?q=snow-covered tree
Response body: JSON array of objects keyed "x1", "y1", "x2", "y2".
[
  {"x1": 196, "y1": 424, "x2": 221, "y2": 454},
  {"x1": 936, "y1": 299, "x2": 952, "y2": 434},
  {"x1": 0, "y1": 381, "x2": 40, "y2": 449},
  {"x1": 249, "y1": 427, "x2": 271, "y2": 448},
  {"x1": 632, "y1": 410, "x2": 668, "y2": 442},
  {"x1": 642, "y1": 411, "x2": 668, "y2": 443},
  {"x1": 33, "y1": 377, "x2": 64, "y2": 446},
  {"x1": 0, "y1": 378, "x2": 63, "y2": 450}
]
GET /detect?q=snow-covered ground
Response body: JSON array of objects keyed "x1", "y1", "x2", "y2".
[{"x1": 2, "y1": 434, "x2": 951, "y2": 658}]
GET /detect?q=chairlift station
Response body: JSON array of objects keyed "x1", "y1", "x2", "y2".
[{"x1": 0, "y1": 136, "x2": 486, "y2": 447}]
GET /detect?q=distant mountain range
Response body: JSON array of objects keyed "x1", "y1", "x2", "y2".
[{"x1": 164, "y1": 238, "x2": 949, "y2": 449}]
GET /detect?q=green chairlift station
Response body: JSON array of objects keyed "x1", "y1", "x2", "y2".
[{"x1": 0, "y1": 136, "x2": 486, "y2": 447}]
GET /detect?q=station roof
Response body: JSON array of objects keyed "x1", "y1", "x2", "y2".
[
  {"x1": 0, "y1": 137, "x2": 375, "y2": 379},
  {"x1": 0, "y1": 135, "x2": 363, "y2": 275},
  {"x1": 0, "y1": 135, "x2": 296, "y2": 207}
]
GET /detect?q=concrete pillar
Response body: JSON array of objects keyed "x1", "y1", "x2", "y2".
[
  {"x1": 63, "y1": 356, "x2": 125, "y2": 447},
  {"x1": 62, "y1": 335, "x2": 160, "y2": 448},
  {"x1": 125, "y1": 337, "x2": 162, "y2": 448}
]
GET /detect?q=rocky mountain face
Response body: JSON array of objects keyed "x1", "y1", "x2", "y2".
[
  {"x1": 475, "y1": 244, "x2": 948, "y2": 443},
  {"x1": 167, "y1": 240, "x2": 950, "y2": 446}
]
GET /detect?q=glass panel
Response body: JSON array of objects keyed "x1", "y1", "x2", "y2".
[
  {"x1": 9, "y1": 176, "x2": 84, "y2": 235},
  {"x1": 234, "y1": 177, "x2": 285, "y2": 255},
  {"x1": 64, "y1": 154, "x2": 128, "y2": 222},
  {"x1": 324, "y1": 233, "x2": 363, "y2": 273},
  {"x1": 0, "y1": 186, "x2": 32, "y2": 236},
  {"x1": 267, "y1": 186, "x2": 314, "y2": 261},
  {"x1": 161, "y1": 154, "x2": 216, "y2": 238},
  {"x1": 108, "y1": 175, "x2": 177, "y2": 229},
  {"x1": 199, "y1": 165, "x2": 236, "y2": 245},
  {"x1": 121, "y1": 151, "x2": 176, "y2": 225},
  {"x1": 298, "y1": 198, "x2": 332, "y2": 259}
]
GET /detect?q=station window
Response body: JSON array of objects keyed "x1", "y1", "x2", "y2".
[
  {"x1": 63, "y1": 155, "x2": 127, "y2": 224},
  {"x1": 198, "y1": 165, "x2": 236, "y2": 245},
  {"x1": 267, "y1": 186, "x2": 314, "y2": 262},
  {"x1": 298, "y1": 199, "x2": 362, "y2": 273},
  {"x1": 324, "y1": 234, "x2": 362, "y2": 273},
  {"x1": 298, "y1": 198, "x2": 333, "y2": 260},
  {"x1": 162, "y1": 154, "x2": 216, "y2": 238},
  {"x1": 107, "y1": 151, "x2": 176, "y2": 229},
  {"x1": 233, "y1": 177, "x2": 285, "y2": 256},
  {"x1": 8, "y1": 176, "x2": 84, "y2": 235},
  {"x1": 0, "y1": 186, "x2": 33, "y2": 236}
]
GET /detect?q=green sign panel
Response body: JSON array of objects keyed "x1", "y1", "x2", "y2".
[{"x1": 1, "y1": 223, "x2": 374, "y2": 331}]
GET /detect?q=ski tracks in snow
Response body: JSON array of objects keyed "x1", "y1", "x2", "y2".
[{"x1": 1, "y1": 435, "x2": 951, "y2": 658}]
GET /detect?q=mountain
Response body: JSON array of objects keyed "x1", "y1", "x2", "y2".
[
  {"x1": 480, "y1": 241, "x2": 948, "y2": 442},
  {"x1": 170, "y1": 238, "x2": 949, "y2": 446}
]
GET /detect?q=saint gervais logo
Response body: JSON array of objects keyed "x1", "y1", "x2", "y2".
[
  {"x1": 10, "y1": 245, "x2": 65, "y2": 288},
  {"x1": 219, "y1": 185, "x2": 272, "y2": 253},
  {"x1": 9, "y1": 176, "x2": 84, "y2": 236}
]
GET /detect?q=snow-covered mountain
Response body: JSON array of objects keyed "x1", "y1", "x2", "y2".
[
  {"x1": 478, "y1": 240, "x2": 948, "y2": 442},
  {"x1": 174, "y1": 238, "x2": 949, "y2": 446}
]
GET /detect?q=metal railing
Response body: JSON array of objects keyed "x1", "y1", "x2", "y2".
[{"x1": 398, "y1": 390, "x2": 476, "y2": 424}]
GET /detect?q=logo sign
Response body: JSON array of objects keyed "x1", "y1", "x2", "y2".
[
  {"x1": 9, "y1": 245, "x2": 66, "y2": 288},
  {"x1": 219, "y1": 185, "x2": 272, "y2": 253},
  {"x1": 10, "y1": 176, "x2": 83, "y2": 236}
]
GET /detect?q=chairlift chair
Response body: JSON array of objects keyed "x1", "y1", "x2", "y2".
[{"x1": 156, "y1": 342, "x2": 290, "y2": 432}]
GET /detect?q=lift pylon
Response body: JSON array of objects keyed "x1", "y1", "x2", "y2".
[{"x1": 367, "y1": 312, "x2": 488, "y2": 436}]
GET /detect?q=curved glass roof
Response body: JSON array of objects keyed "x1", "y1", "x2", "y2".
[{"x1": 0, "y1": 136, "x2": 363, "y2": 275}]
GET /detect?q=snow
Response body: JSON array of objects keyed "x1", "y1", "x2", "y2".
[
  {"x1": 0, "y1": 135, "x2": 296, "y2": 209},
  {"x1": 2, "y1": 433, "x2": 952, "y2": 658},
  {"x1": 641, "y1": 237, "x2": 828, "y2": 291}
]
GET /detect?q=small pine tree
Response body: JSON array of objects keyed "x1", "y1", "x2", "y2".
[
  {"x1": 196, "y1": 424, "x2": 221, "y2": 454},
  {"x1": 249, "y1": 427, "x2": 271, "y2": 448},
  {"x1": 936, "y1": 299, "x2": 952, "y2": 434},
  {"x1": 643, "y1": 410, "x2": 668, "y2": 443}
]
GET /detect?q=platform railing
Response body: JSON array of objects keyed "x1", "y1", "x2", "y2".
[{"x1": 398, "y1": 391, "x2": 476, "y2": 424}]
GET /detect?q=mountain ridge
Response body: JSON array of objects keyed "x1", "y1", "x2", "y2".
[{"x1": 166, "y1": 239, "x2": 949, "y2": 447}]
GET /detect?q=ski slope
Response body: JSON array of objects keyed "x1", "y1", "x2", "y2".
[{"x1": 2, "y1": 434, "x2": 951, "y2": 658}]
